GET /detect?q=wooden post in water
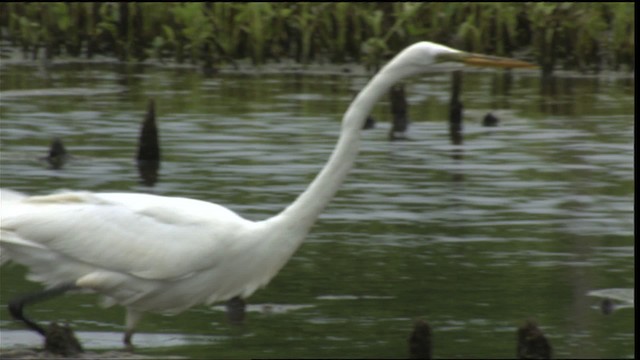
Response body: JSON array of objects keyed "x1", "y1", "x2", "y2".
[
  {"x1": 482, "y1": 112, "x2": 499, "y2": 127},
  {"x1": 517, "y1": 320, "x2": 552, "y2": 359},
  {"x1": 388, "y1": 84, "x2": 409, "y2": 140},
  {"x1": 408, "y1": 319, "x2": 432, "y2": 359},
  {"x1": 136, "y1": 99, "x2": 161, "y2": 186},
  {"x1": 45, "y1": 138, "x2": 69, "y2": 170},
  {"x1": 404, "y1": 318, "x2": 553, "y2": 359},
  {"x1": 44, "y1": 322, "x2": 83, "y2": 356},
  {"x1": 449, "y1": 70, "x2": 463, "y2": 145}
]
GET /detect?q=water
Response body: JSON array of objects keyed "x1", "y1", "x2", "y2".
[{"x1": 0, "y1": 60, "x2": 634, "y2": 358}]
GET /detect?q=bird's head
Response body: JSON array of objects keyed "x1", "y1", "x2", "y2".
[{"x1": 383, "y1": 41, "x2": 536, "y2": 78}]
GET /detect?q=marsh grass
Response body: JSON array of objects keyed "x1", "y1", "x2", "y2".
[{"x1": 0, "y1": 3, "x2": 634, "y2": 74}]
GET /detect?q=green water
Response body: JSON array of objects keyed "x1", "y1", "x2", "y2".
[{"x1": 0, "y1": 60, "x2": 634, "y2": 358}]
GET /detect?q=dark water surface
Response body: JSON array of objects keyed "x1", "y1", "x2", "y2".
[{"x1": 0, "y1": 60, "x2": 634, "y2": 359}]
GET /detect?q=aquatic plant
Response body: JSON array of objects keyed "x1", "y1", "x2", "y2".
[{"x1": 0, "y1": 2, "x2": 633, "y2": 73}]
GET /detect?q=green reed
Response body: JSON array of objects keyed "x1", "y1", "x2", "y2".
[{"x1": 0, "y1": 2, "x2": 634, "y2": 74}]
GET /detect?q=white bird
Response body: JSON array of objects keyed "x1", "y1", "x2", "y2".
[{"x1": 0, "y1": 42, "x2": 535, "y2": 347}]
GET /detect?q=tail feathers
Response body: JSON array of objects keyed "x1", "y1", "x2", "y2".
[{"x1": 0, "y1": 189, "x2": 29, "y2": 265}]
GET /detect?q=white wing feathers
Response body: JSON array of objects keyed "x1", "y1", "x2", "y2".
[{"x1": 1, "y1": 191, "x2": 255, "y2": 285}]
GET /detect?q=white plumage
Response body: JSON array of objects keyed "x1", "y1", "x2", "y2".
[
  {"x1": 0, "y1": 42, "x2": 534, "y2": 345},
  {"x1": 1, "y1": 190, "x2": 299, "y2": 311}
]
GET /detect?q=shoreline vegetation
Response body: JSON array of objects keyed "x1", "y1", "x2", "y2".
[{"x1": 0, "y1": 3, "x2": 635, "y2": 75}]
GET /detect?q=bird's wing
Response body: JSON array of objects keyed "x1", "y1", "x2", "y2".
[{"x1": 0, "y1": 191, "x2": 255, "y2": 284}]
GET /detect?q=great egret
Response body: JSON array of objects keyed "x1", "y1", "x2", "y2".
[{"x1": 0, "y1": 42, "x2": 535, "y2": 347}]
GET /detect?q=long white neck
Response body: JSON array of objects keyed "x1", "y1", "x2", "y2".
[{"x1": 264, "y1": 65, "x2": 402, "y2": 242}]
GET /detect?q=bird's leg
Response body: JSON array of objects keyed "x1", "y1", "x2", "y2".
[
  {"x1": 123, "y1": 331, "x2": 134, "y2": 352},
  {"x1": 123, "y1": 308, "x2": 143, "y2": 351},
  {"x1": 8, "y1": 283, "x2": 78, "y2": 337}
]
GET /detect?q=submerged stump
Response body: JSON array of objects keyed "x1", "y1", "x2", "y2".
[
  {"x1": 136, "y1": 99, "x2": 160, "y2": 162},
  {"x1": 482, "y1": 112, "x2": 499, "y2": 127},
  {"x1": 408, "y1": 319, "x2": 432, "y2": 359},
  {"x1": 44, "y1": 322, "x2": 83, "y2": 356},
  {"x1": 449, "y1": 70, "x2": 463, "y2": 145},
  {"x1": 45, "y1": 138, "x2": 69, "y2": 169},
  {"x1": 388, "y1": 84, "x2": 409, "y2": 140},
  {"x1": 362, "y1": 116, "x2": 376, "y2": 130},
  {"x1": 517, "y1": 320, "x2": 552, "y2": 359},
  {"x1": 136, "y1": 99, "x2": 161, "y2": 186}
]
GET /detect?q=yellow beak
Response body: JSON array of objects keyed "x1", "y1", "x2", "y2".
[
  {"x1": 442, "y1": 52, "x2": 537, "y2": 69},
  {"x1": 464, "y1": 53, "x2": 537, "y2": 68}
]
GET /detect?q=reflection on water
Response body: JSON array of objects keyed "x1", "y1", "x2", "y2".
[
  {"x1": 1, "y1": 330, "x2": 223, "y2": 349},
  {"x1": 0, "y1": 62, "x2": 634, "y2": 358}
]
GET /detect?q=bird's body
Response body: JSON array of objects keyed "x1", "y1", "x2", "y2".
[
  {"x1": 1, "y1": 190, "x2": 302, "y2": 340},
  {"x1": 0, "y1": 42, "x2": 535, "y2": 346},
  {"x1": 3, "y1": 192, "x2": 278, "y2": 309}
]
